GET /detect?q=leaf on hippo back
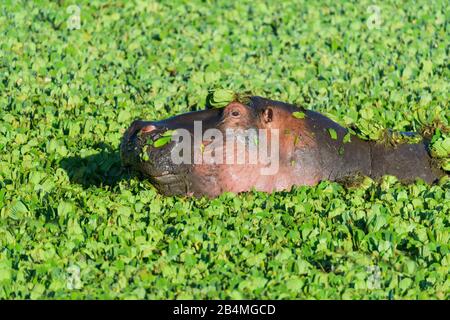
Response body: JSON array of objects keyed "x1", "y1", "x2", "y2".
[
  {"x1": 293, "y1": 135, "x2": 301, "y2": 146},
  {"x1": 328, "y1": 128, "x2": 338, "y2": 140},
  {"x1": 400, "y1": 132, "x2": 422, "y2": 144},
  {"x1": 209, "y1": 89, "x2": 235, "y2": 108},
  {"x1": 430, "y1": 135, "x2": 450, "y2": 158},
  {"x1": 439, "y1": 135, "x2": 450, "y2": 152},
  {"x1": 292, "y1": 111, "x2": 305, "y2": 119},
  {"x1": 343, "y1": 132, "x2": 351, "y2": 143},
  {"x1": 430, "y1": 128, "x2": 442, "y2": 144},
  {"x1": 442, "y1": 159, "x2": 450, "y2": 171}
]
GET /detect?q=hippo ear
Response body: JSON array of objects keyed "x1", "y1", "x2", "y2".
[{"x1": 262, "y1": 108, "x2": 273, "y2": 123}]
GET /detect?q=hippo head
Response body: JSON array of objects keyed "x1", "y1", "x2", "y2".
[{"x1": 120, "y1": 96, "x2": 313, "y2": 197}]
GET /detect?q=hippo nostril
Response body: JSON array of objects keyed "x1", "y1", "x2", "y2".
[
  {"x1": 141, "y1": 125, "x2": 157, "y2": 133},
  {"x1": 126, "y1": 121, "x2": 158, "y2": 139}
]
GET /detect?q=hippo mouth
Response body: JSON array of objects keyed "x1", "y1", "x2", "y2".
[
  {"x1": 120, "y1": 120, "x2": 194, "y2": 195},
  {"x1": 148, "y1": 172, "x2": 192, "y2": 195},
  {"x1": 122, "y1": 144, "x2": 193, "y2": 195}
]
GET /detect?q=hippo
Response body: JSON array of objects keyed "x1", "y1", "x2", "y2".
[{"x1": 120, "y1": 96, "x2": 445, "y2": 197}]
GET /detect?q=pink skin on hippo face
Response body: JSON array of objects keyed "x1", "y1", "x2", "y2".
[{"x1": 120, "y1": 96, "x2": 444, "y2": 197}]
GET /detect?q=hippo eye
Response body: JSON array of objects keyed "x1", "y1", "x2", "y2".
[{"x1": 231, "y1": 110, "x2": 240, "y2": 117}]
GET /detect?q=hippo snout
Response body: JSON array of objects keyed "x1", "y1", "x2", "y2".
[{"x1": 120, "y1": 118, "x2": 191, "y2": 193}]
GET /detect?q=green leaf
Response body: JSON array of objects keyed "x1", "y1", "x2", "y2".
[
  {"x1": 343, "y1": 132, "x2": 351, "y2": 143},
  {"x1": 286, "y1": 278, "x2": 304, "y2": 291},
  {"x1": 153, "y1": 136, "x2": 172, "y2": 148},
  {"x1": 9, "y1": 200, "x2": 28, "y2": 219},
  {"x1": 118, "y1": 110, "x2": 131, "y2": 123},
  {"x1": 0, "y1": 261, "x2": 12, "y2": 282},
  {"x1": 442, "y1": 159, "x2": 450, "y2": 171},
  {"x1": 292, "y1": 111, "x2": 305, "y2": 119},
  {"x1": 140, "y1": 145, "x2": 150, "y2": 161},
  {"x1": 57, "y1": 201, "x2": 73, "y2": 217},
  {"x1": 328, "y1": 128, "x2": 338, "y2": 140},
  {"x1": 161, "y1": 129, "x2": 176, "y2": 137},
  {"x1": 209, "y1": 89, "x2": 235, "y2": 108}
]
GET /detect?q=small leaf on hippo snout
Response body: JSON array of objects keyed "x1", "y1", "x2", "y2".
[
  {"x1": 140, "y1": 145, "x2": 150, "y2": 161},
  {"x1": 292, "y1": 111, "x2": 305, "y2": 119},
  {"x1": 328, "y1": 128, "x2": 338, "y2": 140},
  {"x1": 153, "y1": 136, "x2": 172, "y2": 148}
]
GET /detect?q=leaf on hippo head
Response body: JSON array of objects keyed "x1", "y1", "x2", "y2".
[
  {"x1": 209, "y1": 89, "x2": 236, "y2": 108},
  {"x1": 292, "y1": 111, "x2": 305, "y2": 119},
  {"x1": 343, "y1": 132, "x2": 351, "y2": 143},
  {"x1": 328, "y1": 128, "x2": 338, "y2": 140}
]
